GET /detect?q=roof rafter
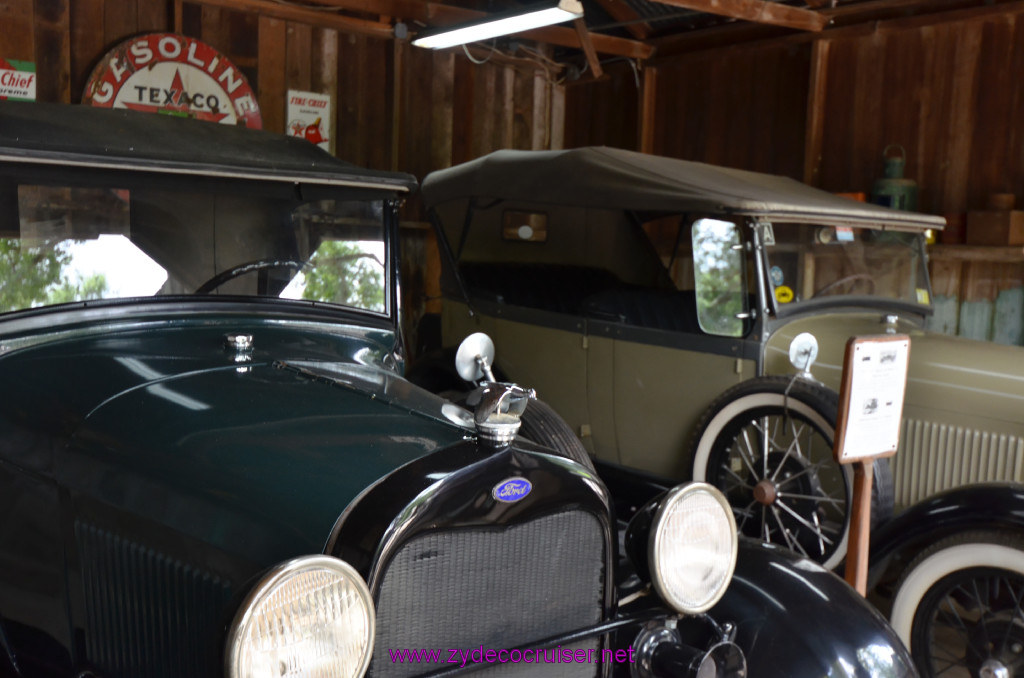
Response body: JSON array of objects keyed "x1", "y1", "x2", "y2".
[
  {"x1": 590, "y1": 0, "x2": 653, "y2": 39},
  {"x1": 278, "y1": 0, "x2": 653, "y2": 58},
  {"x1": 650, "y1": 0, "x2": 828, "y2": 32}
]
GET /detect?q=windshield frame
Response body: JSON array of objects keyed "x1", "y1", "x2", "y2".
[
  {"x1": 0, "y1": 159, "x2": 403, "y2": 330},
  {"x1": 752, "y1": 217, "x2": 935, "y2": 320}
]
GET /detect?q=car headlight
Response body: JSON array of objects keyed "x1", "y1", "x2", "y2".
[
  {"x1": 226, "y1": 555, "x2": 375, "y2": 678},
  {"x1": 649, "y1": 482, "x2": 738, "y2": 614}
]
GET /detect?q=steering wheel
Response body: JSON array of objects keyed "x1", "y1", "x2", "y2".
[
  {"x1": 195, "y1": 259, "x2": 306, "y2": 294},
  {"x1": 812, "y1": 273, "x2": 876, "y2": 298}
]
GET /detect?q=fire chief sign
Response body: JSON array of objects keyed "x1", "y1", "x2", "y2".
[{"x1": 83, "y1": 33, "x2": 262, "y2": 128}]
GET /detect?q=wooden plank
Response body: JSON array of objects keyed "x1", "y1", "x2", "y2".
[
  {"x1": 33, "y1": 0, "x2": 72, "y2": 103},
  {"x1": 396, "y1": 41, "x2": 432, "y2": 179},
  {"x1": 941, "y1": 23, "x2": 982, "y2": 216},
  {"x1": 530, "y1": 58, "x2": 550, "y2": 150},
  {"x1": 967, "y1": 18, "x2": 1015, "y2": 212},
  {"x1": 929, "y1": 245, "x2": 1024, "y2": 262},
  {"x1": 512, "y1": 63, "x2": 534, "y2": 150},
  {"x1": 286, "y1": 21, "x2": 313, "y2": 91},
  {"x1": 653, "y1": 0, "x2": 1024, "y2": 61},
  {"x1": 431, "y1": 50, "x2": 455, "y2": 167},
  {"x1": 573, "y1": 18, "x2": 603, "y2": 80},
  {"x1": 257, "y1": 16, "x2": 286, "y2": 134},
  {"x1": 638, "y1": 65, "x2": 657, "y2": 154},
  {"x1": 391, "y1": 38, "x2": 405, "y2": 170},
  {"x1": 190, "y1": 0, "x2": 393, "y2": 38},
  {"x1": 651, "y1": 0, "x2": 827, "y2": 32},
  {"x1": 591, "y1": 0, "x2": 651, "y2": 39},
  {"x1": 472, "y1": 61, "x2": 498, "y2": 159},
  {"x1": 200, "y1": 5, "x2": 227, "y2": 50},
  {"x1": 104, "y1": 0, "x2": 138, "y2": 46},
  {"x1": 851, "y1": 34, "x2": 885, "y2": 199},
  {"x1": 803, "y1": 39, "x2": 829, "y2": 185},
  {"x1": 451, "y1": 55, "x2": 474, "y2": 164},
  {"x1": 313, "y1": 27, "x2": 339, "y2": 154},
  {"x1": 521, "y1": 24, "x2": 652, "y2": 59},
  {"x1": 137, "y1": 0, "x2": 169, "y2": 32},
  {"x1": 71, "y1": 0, "x2": 105, "y2": 101},
  {"x1": 550, "y1": 81, "x2": 565, "y2": 150},
  {"x1": 500, "y1": 64, "x2": 515, "y2": 149}
]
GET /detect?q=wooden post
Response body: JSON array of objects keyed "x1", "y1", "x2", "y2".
[
  {"x1": 803, "y1": 39, "x2": 830, "y2": 186},
  {"x1": 834, "y1": 335, "x2": 910, "y2": 597},
  {"x1": 639, "y1": 65, "x2": 658, "y2": 154},
  {"x1": 844, "y1": 458, "x2": 874, "y2": 595}
]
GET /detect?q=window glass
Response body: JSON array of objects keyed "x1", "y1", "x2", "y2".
[
  {"x1": 692, "y1": 218, "x2": 747, "y2": 337},
  {"x1": 763, "y1": 223, "x2": 929, "y2": 309},
  {"x1": 0, "y1": 183, "x2": 387, "y2": 316}
]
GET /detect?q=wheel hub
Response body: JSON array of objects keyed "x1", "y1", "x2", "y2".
[
  {"x1": 967, "y1": 619, "x2": 1024, "y2": 678},
  {"x1": 753, "y1": 480, "x2": 777, "y2": 505}
]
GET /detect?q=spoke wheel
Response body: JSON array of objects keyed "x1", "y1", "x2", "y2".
[
  {"x1": 690, "y1": 376, "x2": 894, "y2": 571},
  {"x1": 892, "y1": 532, "x2": 1024, "y2": 678},
  {"x1": 708, "y1": 404, "x2": 846, "y2": 565}
]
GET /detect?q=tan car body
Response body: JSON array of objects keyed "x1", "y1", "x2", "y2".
[{"x1": 423, "y1": 147, "x2": 1021, "y2": 513}]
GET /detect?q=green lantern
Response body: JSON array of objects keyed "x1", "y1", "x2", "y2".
[{"x1": 871, "y1": 144, "x2": 918, "y2": 212}]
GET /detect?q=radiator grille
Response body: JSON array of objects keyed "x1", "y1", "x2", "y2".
[
  {"x1": 371, "y1": 510, "x2": 605, "y2": 677},
  {"x1": 894, "y1": 419, "x2": 1024, "y2": 507},
  {"x1": 75, "y1": 522, "x2": 233, "y2": 678}
]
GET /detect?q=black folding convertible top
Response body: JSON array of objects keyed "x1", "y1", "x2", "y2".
[
  {"x1": 422, "y1": 147, "x2": 945, "y2": 231},
  {"x1": 0, "y1": 101, "x2": 416, "y2": 194}
]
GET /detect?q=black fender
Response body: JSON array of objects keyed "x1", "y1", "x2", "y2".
[
  {"x1": 710, "y1": 539, "x2": 917, "y2": 678},
  {"x1": 867, "y1": 482, "x2": 1024, "y2": 582}
]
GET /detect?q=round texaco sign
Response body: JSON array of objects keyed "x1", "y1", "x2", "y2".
[{"x1": 83, "y1": 33, "x2": 262, "y2": 128}]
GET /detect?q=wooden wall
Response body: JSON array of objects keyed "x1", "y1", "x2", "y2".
[
  {"x1": 0, "y1": 0, "x2": 567, "y2": 356},
  {"x1": 563, "y1": 3, "x2": 1024, "y2": 345}
]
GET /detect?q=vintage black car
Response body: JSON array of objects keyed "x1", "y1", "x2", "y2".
[
  {"x1": 0, "y1": 101, "x2": 917, "y2": 678},
  {"x1": 413, "y1": 147, "x2": 1024, "y2": 678}
]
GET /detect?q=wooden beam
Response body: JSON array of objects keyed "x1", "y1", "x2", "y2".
[
  {"x1": 590, "y1": 0, "x2": 651, "y2": 39},
  {"x1": 639, "y1": 65, "x2": 658, "y2": 153},
  {"x1": 651, "y1": 0, "x2": 828, "y2": 32},
  {"x1": 803, "y1": 39, "x2": 830, "y2": 186},
  {"x1": 653, "y1": 0, "x2": 1024, "y2": 60},
  {"x1": 190, "y1": 0, "x2": 394, "y2": 38},
  {"x1": 519, "y1": 24, "x2": 652, "y2": 58},
  {"x1": 574, "y1": 18, "x2": 604, "y2": 79},
  {"x1": 294, "y1": 0, "x2": 653, "y2": 58}
]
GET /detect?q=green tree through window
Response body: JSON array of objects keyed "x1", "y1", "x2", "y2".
[{"x1": 0, "y1": 240, "x2": 108, "y2": 313}]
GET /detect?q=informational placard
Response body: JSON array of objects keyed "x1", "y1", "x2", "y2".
[
  {"x1": 834, "y1": 334, "x2": 911, "y2": 464},
  {"x1": 287, "y1": 90, "x2": 333, "y2": 153},
  {"x1": 0, "y1": 59, "x2": 36, "y2": 101}
]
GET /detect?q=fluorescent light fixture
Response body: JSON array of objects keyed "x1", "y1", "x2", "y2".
[{"x1": 412, "y1": 0, "x2": 584, "y2": 50}]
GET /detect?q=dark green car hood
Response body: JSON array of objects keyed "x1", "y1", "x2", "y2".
[{"x1": 0, "y1": 318, "x2": 472, "y2": 565}]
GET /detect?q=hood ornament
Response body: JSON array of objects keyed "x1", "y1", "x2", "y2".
[{"x1": 455, "y1": 333, "x2": 535, "y2": 447}]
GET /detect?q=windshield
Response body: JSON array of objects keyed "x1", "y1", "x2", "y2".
[
  {"x1": 0, "y1": 179, "x2": 389, "y2": 316},
  {"x1": 762, "y1": 223, "x2": 931, "y2": 310}
]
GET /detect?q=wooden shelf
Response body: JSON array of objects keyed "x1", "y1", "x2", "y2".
[{"x1": 928, "y1": 244, "x2": 1024, "y2": 263}]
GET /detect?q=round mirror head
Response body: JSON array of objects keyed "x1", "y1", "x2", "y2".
[
  {"x1": 455, "y1": 332, "x2": 495, "y2": 382},
  {"x1": 788, "y1": 332, "x2": 819, "y2": 372}
]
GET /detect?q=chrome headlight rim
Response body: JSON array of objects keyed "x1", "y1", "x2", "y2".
[
  {"x1": 226, "y1": 554, "x2": 375, "y2": 678},
  {"x1": 648, "y1": 482, "x2": 739, "y2": 615}
]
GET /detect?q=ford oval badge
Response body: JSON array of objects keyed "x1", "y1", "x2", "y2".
[{"x1": 492, "y1": 477, "x2": 532, "y2": 503}]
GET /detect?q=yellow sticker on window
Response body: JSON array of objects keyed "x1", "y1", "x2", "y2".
[
  {"x1": 916, "y1": 288, "x2": 930, "y2": 305},
  {"x1": 775, "y1": 285, "x2": 794, "y2": 304}
]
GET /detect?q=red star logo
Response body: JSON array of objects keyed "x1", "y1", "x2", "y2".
[{"x1": 122, "y1": 69, "x2": 230, "y2": 123}]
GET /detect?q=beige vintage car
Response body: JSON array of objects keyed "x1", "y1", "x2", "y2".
[{"x1": 413, "y1": 147, "x2": 1024, "y2": 573}]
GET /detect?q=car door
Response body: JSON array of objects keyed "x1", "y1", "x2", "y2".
[{"x1": 587, "y1": 217, "x2": 761, "y2": 479}]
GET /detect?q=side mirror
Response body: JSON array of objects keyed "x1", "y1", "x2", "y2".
[
  {"x1": 454, "y1": 332, "x2": 535, "y2": 447},
  {"x1": 455, "y1": 332, "x2": 497, "y2": 383}
]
